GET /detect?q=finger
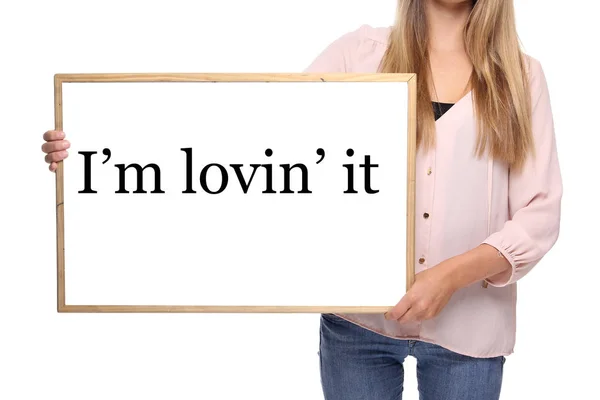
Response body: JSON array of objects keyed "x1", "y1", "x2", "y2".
[
  {"x1": 385, "y1": 295, "x2": 411, "y2": 320},
  {"x1": 41, "y1": 140, "x2": 70, "y2": 154},
  {"x1": 43, "y1": 130, "x2": 65, "y2": 141},
  {"x1": 397, "y1": 307, "x2": 419, "y2": 324},
  {"x1": 49, "y1": 162, "x2": 57, "y2": 172},
  {"x1": 45, "y1": 150, "x2": 69, "y2": 163}
]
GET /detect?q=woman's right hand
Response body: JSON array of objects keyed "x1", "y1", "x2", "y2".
[{"x1": 42, "y1": 130, "x2": 70, "y2": 172}]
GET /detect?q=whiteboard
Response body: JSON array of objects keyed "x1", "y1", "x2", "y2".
[{"x1": 55, "y1": 73, "x2": 416, "y2": 313}]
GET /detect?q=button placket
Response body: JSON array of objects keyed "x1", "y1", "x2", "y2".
[{"x1": 420, "y1": 152, "x2": 436, "y2": 270}]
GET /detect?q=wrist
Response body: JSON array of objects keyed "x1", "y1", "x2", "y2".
[{"x1": 434, "y1": 258, "x2": 466, "y2": 292}]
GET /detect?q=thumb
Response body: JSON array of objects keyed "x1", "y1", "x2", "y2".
[{"x1": 385, "y1": 295, "x2": 412, "y2": 321}]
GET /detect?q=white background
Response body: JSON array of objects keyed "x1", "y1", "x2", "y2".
[
  {"x1": 61, "y1": 81, "x2": 407, "y2": 307},
  {"x1": 1, "y1": 0, "x2": 598, "y2": 399}
]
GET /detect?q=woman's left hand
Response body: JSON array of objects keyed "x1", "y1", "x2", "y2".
[{"x1": 384, "y1": 262, "x2": 458, "y2": 323}]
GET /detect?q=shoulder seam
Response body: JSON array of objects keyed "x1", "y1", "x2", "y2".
[{"x1": 358, "y1": 24, "x2": 390, "y2": 45}]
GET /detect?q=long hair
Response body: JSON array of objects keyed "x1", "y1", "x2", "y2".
[{"x1": 379, "y1": 0, "x2": 533, "y2": 170}]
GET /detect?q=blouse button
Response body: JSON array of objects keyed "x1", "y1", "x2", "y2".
[
  {"x1": 418, "y1": 257, "x2": 425, "y2": 264},
  {"x1": 423, "y1": 213, "x2": 430, "y2": 219},
  {"x1": 427, "y1": 167, "x2": 432, "y2": 175}
]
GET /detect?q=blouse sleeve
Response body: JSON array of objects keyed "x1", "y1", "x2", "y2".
[
  {"x1": 302, "y1": 26, "x2": 365, "y2": 73},
  {"x1": 482, "y1": 57, "x2": 563, "y2": 287}
]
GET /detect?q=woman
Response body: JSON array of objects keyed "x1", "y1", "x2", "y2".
[{"x1": 41, "y1": 0, "x2": 562, "y2": 398}]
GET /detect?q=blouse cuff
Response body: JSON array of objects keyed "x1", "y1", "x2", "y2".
[{"x1": 481, "y1": 232, "x2": 520, "y2": 287}]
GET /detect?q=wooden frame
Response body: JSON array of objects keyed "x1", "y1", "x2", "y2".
[{"x1": 54, "y1": 72, "x2": 417, "y2": 313}]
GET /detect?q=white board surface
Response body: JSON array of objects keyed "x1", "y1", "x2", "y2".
[{"x1": 60, "y1": 79, "x2": 409, "y2": 309}]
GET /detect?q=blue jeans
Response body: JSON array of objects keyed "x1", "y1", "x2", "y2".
[{"x1": 319, "y1": 313, "x2": 505, "y2": 400}]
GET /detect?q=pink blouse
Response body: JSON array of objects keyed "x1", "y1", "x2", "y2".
[{"x1": 304, "y1": 24, "x2": 562, "y2": 358}]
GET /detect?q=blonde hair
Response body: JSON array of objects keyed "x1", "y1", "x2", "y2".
[{"x1": 379, "y1": 0, "x2": 533, "y2": 170}]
